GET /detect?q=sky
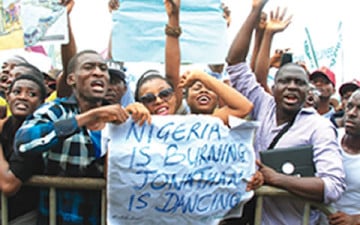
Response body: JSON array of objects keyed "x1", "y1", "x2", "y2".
[
  {"x1": 69, "y1": 0, "x2": 359, "y2": 84},
  {"x1": 1, "y1": 0, "x2": 359, "y2": 85},
  {"x1": 70, "y1": 0, "x2": 349, "y2": 53}
]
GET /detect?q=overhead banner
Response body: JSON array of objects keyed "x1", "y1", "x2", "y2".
[
  {"x1": 105, "y1": 115, "x2": 257, "y2": 225},
  {"x1": 111, "y1": 0, "x2": 228, "y2": 64},
  {"x1": 265, "y1": 20, "x2": 343, "y2": 88},
  {"x1": 20, "y1": 0, "x2": 68, "y2": 47},
  {"x1": 0, "y1": 0, "x2": 68, "y2": 50},
  {"x1": 301, "y1": 21, "x2": 343, "y2": 76}
]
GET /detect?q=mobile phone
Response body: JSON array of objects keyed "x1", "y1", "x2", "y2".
[{"x1": 280, "y1": 52, "x2": 293, "y2": 67}]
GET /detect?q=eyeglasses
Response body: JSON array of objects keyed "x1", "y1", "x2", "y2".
[{"x1": 139, "y1": 88, "x2": 174, "y2": 105}]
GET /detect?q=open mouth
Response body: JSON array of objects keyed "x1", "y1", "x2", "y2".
[
  {"x1": 90, "y1": 80, "x2": 105, "y2": 92},
  {"x1": 155, "y1": 106, "x2": 169, "y2": 115},
  {"x1": 14, "y1": 102, "x2": 29, "y2": 111},
  {"x1": 196, "y1": 95, "x2": 211, "y2": 105},
  {"x1": 344, "y1": 120, "x2": 356, "y2": 128},
  {"x1": 284, "y1": 94, "x2": 299, "y2": 105}
]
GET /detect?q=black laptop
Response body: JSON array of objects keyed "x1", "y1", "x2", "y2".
[{"x1": 260, "y1": 145, "x2": 316, "y2": 177}]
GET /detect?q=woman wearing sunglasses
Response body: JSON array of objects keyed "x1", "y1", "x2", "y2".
[
  {"x1": 134, "y1": 0, "x2": 183, "y2": 116},
  {"x1": 135, "y1": 70, "x2": 178, "y2": 116},
  {"x1": 135, "y1": 0, "x2": 253, "y2": 124},
  {"x1": 179, "y1": 69, "x2": 253, "y2": 126}
]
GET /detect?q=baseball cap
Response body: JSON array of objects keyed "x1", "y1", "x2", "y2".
[
  {"x1": 310, "y1": 66, "x2": 336, "y2": 87},
  {"x1": 339, "y1": 79, "x2": 360, "y2": 97},
  {"x1": 108, "y1": 68, "x2": 126, "y2": 84}
]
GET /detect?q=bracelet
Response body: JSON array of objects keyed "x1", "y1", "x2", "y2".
[{"x1": 165, "y1": 24, "x2": 182, "y2": 38}]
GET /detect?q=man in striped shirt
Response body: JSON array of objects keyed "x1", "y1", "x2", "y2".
[{"x1": 14, "y1": 50, "x2": 149, "y2": 225}]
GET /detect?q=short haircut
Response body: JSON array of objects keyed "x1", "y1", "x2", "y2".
[
  {"x1": 274, "y1": 62, "x2": 309, "y2": 81},
  {"x1": 134, "y1": 70, "x2": 174, "y2": 102},
  {"x1": 67, "y1": 50, "x2": 99, "y2": 74},
  {"x1": 9, "y1": 74, "x2": 47, "y2": 101},
  {"x1": 15, "y1": 63, "x2": 43, "y2": 81}
]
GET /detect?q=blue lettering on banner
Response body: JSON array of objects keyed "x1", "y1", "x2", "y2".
[
  {"x1": 128, "y1": 146, "x2": 151, "y2": 169},
  {"x1": 107, "y1": 115, "x2": 258, "y2": 224},
  {"x1": 164, "y1": 143, "x2": 247, "y2": 167},
  {"x1": 303, "y1": 21, "x2": 342, "y2": 70},
  {"x1": 128, "y1": 193, "x2": 151, "y2": 211},
  {"x1": 126, "y1": 121, "x2": 221, "y2": 144},
  {"x1": 133, "y1": 170, "x2": 157, "y2": 190},
  {"x1": 127, "y1": 142, "x2": 248, "y2": 169},
  {"x1": 127, "y1": 189, "x2": 242, "y2": 213},
  {"x1": 133, "y1": 167, "x2": 244, "y2": 192},
  {"x1": 154, "y1": 191, "x2": 242, "y2": 214}
]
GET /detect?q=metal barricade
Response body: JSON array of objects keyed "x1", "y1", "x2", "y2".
[
  {"x1": 254, "y1": 185, "x2": 336, "y2": 225},
  {"x1": 1, "y1": 177, "x2": 334, "y2": 225},
  {"x1": 1, "y1": 176, "x2": 106, "y2": 225}
]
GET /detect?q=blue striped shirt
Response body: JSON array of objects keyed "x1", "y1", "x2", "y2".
[{"x1": 15, "y1": 94, "x2": 104, "y2": 225}]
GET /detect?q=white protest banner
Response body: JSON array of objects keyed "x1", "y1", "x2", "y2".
[
  {"x1": 20, "y1": 0, "x2": 68, "y2": 47},
  {"x1": 105, "y1": 115, "x2": 257, "y2": 225},
  {"x1": 111, "y1": 0, "x2": 228, "y2": 64}
]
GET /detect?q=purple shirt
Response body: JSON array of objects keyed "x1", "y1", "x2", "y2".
[{"x1": 227, "y1": 62, "x2": 345, "y2": 225}]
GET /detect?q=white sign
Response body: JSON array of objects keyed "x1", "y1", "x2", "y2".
[
  {"x1": 20, "y1": 0, "x2": 69, "y2": 47},
  {"x1": 111, "y1": 0, "x2": 228, "y2": 64},
  {"x1": 105, "y1": 115, "x2": 257, "y2": 225}
]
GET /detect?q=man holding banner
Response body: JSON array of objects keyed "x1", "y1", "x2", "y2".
[
  {"x1": 226, "y1": 0, "x2": 345, "y2": 224},
  {"x1": 105, "y1": 114, "x2": 260, "y2": 225},
  {"x1": 14, "y1": 50, "x2": 150, "y2": 225}
]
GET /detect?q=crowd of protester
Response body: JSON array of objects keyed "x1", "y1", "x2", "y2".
[{"x1": 0, "y1": 0, "x2": 359, "y2": 224}]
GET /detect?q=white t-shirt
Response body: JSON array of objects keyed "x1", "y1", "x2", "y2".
[
  {"x1": 319, "y1": 128, "x2": 360, "y2": 225},
  {"x1": 333, "y1": 128, "x2": 360, "y2": 214}
]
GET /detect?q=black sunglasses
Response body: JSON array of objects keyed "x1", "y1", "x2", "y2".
[{"x1": 139, "y1": 88, "x2": 174, "y2": 104}]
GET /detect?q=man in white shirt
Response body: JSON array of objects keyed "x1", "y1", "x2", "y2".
[{"x1": 324, "y1": 89, "x2": 360, "y2": 225}]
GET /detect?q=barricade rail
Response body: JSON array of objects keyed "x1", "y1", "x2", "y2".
[
  {"x1": 0, "y1": 176, "x2": 334, "y2": 225},
  {"x1": 254, "y1": 185, "x2": 335, "y2": 225}
]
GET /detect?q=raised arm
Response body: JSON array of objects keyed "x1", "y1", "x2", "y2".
[
  {"x1": 57, "y1": 0, "x2": 77, "y2": 97},
  {"x1": 226, "y1": 0, "x2": 268, "y2": 65},
  {"x1": 106, "y1": 0, "x2": 120, "y2": 60},
  {"x1": 254, "y1": 7, "x2": 292, "y2": 94},
  {"x1": 250, "y1": 11, "x2": 267, "y2": 71},
  {"x1": 164, "y1": 0, "x2": 182, "y2": 111},
  {"x1": 108, "y1": 0, "x2": 119, "y2": 12}
]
